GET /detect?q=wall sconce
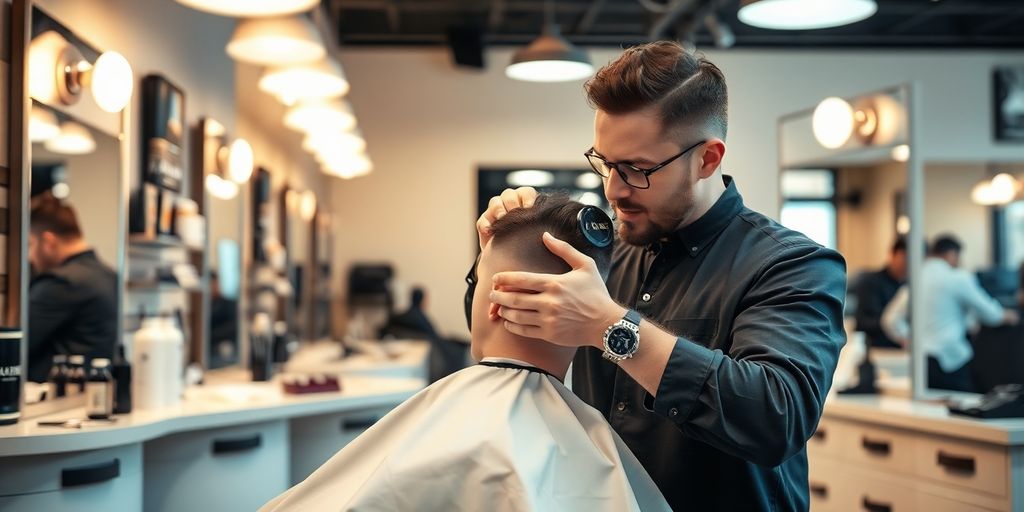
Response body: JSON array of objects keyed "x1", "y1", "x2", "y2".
[
  {"x1": 225, "y1": 138, "x2": 254, "y2": 184},
  {"x1": 259, "y1": 59, "x2": 349, "y2": 105},
  {"x1": 44, "y1": 121, "x2": 96, "y2": 155},
  {"x1": 226, "y1": 15, "x2": 324, "y2": 66},
  {"x1": 812, "y1": 95, "x2": 900, "y2": 150},
  {"x1": 299, "y1": 190, "x2": 317, "y2": 221},
  {"x1": 28, "y1": 31, "x2": 134, "y2": 113},
  {"x1": 206, "y1": 174, "x2": 239, "y2": 200},
  {"x1": 203, "y1": 118, "x2": 253, "y2": 200},
  {"x1": 812, "y1": 97, "x2": 854, "y2": 149}
]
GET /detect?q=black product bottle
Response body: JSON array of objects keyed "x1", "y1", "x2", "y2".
[
  {"x1": 86, "y1": 358, "x2": 114, "y2": 420},
  {"x1": 0, "y1": 328, "x2": 21, "y2": 426},
  {"x1": 111, "y1": 346, "x2": 132, "y2": 414},
  {"x1": 47, "y1": 354, "x2": 69, "y2": 399},
  {"x1": 67, "y1": 355, "x2": 87, "y2": 395}
]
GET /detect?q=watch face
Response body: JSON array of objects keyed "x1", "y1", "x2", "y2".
[{"x1": 607, "y1": 327, "x2": 638, "y2": 356}]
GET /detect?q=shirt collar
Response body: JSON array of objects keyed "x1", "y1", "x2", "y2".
[
  {"x1": 59, "y1": 249, "x2": 97, "y2": 267},
  {"x1": 655, "y1": 175, "x2": 744, "y2": 257}
]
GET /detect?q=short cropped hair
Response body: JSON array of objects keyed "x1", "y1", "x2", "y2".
[
  {"x1": 930, "y1": 234, "x2": 962, "y2": 256},
  {"x1": 30, "y1": 193, "x2": 82, "y2": 239},
  {"x1": 585, "y1": 41, "x2": 728, "y2": 140},
  {"x1": 488, "y1": 194, "x2": 613, "y2": 279},
  {"x1": 891, "y1": 237, "x2": 907, "y2": 254}
]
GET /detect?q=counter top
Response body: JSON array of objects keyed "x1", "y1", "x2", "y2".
[{"x1": 823, "y1": 393, "x2": 1024, "y2": 446}]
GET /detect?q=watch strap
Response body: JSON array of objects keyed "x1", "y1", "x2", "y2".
[{"x1": 623, "y1": 309, "x2": 641, "y2": 326}]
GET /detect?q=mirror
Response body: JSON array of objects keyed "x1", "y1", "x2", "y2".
[
  {"x1": 918, "y1": 161, "x2": 1024, "y2": 396},
  {"x1": 284, "y1": 187, "x2": 315, "y2": 343},
  {"x1": 477, "y1": 167, "x2": 610, "y2": 223},
  {"x1": 17, "y1": 5, "x2": 130, "y2": 411},
  {"x1": 311, "y1": 210, "x2": 333, "y2": 341},
  {"x1": 777, "y1": 85, "x2": 916, "y2": 397},
  {"x1": 200, "y1": 118, "x2": 244, "y2": 370}
]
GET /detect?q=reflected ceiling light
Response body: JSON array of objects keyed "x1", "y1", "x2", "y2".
[
  {"x1": 45, "y1": 121, "x2": 96, "y2": 154},
  {"x1": 891, "y1": 144, "x2": 910, "y2": 163},
  {"x1": 227, "y1": 138, "x2": 254, "y2": 184},
  {"x1": 972, "y1": 173, "x2": 1021, "y2": 206},
  {"x1": 206, "y1": 174, "x2": 239, "y2": 200},
  {"x1": 299, "y1": 190, "x2": 317, "y2": 221},
  {"x1": 575, "y1": 172, "x2": 603, "y2": 189},
  {"x1": 812, "y1": 97, "x2": 854, "y2": 149},
  {"x1": 302, "y1": 131, "x2": 366, "y2": 155},
  {"x1": 738, "y1": 0, "x2": 877, "y2": 30},
  {"x1": 284, "y1": 100, "x2": 356, "y2": 133},
  {"x1": 578, "y1": 192, "x2": 603, "y2": 206},
  {"x1": 176, "y1": 0, "x2": 318, "y2": 17},
  {"x1": 506, "y1": 24, "x2": 594, "y2": 82},
  {"x1": 29, "y1": 106, "x2": 61, "y2": 143},
  {"x1": 507, "y1": 169, "x2": 555, "y2": 187},
  {"x1": 895, "y1": 215, "x2": 910, "y2": 235},
  {"x1": 28, "y1": 32, "x2": 134, "y2": 112},
  {"x1": 259, "y1": 59, "x2": 349, "y2": 105},
  {"x1": 226, "y1": 15, "x2": 324, "y2": 66},
  {"x1": 51, "y1": 182, "x2": 71, "y2": 199}
]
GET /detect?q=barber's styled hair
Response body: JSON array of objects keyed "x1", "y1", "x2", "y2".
[
  {"x1": 30, "y1": 193, "x2": 82, "y2": 238},
  {"x1": 585, "y1": 41, "x2": 728, "y2": 140},
  {"x1": 930, "y1": 234, "x2": 962, "y2": 256},
  {"x1": 488, "y1": 194, "x2": 613, "y2": 278}
]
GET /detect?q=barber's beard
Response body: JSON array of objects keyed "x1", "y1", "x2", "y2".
[{"x1": 614, "y1": 176, "x2": 697, "y2": 247}]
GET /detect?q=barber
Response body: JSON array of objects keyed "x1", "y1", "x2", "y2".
[{"x1": 474, "y1": 42, "x2": 846, "y2": 511}]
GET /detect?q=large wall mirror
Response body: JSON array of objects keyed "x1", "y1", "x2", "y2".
[
  {"x1": 13, "y1": 3, "x2": 132, "y2": 413},
  {"x1": 777, "y1": 85, "x2": 926, "y2": 398},
  {"x1": 284, "y1": 187, "x2": 315, "y2": 343}
]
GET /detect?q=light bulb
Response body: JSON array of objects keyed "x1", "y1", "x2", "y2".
[
  {"x1": 285, "y1": 101, "x2": 356, "y2": 134},
  {"x1": 300, "y1": 190, "x2": 317, "y2": 221},
  {"x1": 812, "y1": 97, "x2": 854, "y2": 149},
  {"x1": 206, "y1": 174, "x2": 239, "y2": 199},
  {"x1": 226, "y1": 15, "x2": 324, "y2": 66},
  {"x1": 90, "y1": 51, "x2": 134, "y2": 113},
  {"x1": 259, "y1": 59, "x2": 349, "y2": 104},
  {"x1": 227, "y1": 138, "x2": 254, "y2": 184},
  {"x1": 303, "y1": 131, "x2": 365, "y2": 155}
]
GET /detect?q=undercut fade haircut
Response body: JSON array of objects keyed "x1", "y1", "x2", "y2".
[
  {"x1": 585, "y1": 40, "x2": 728, "y2": 141},
  {"x1": 30, "y1": 193, "x2": 82, "y2": 239},
  {"x1": 488, "y1": 194, "x2": 613, "y2": 279}
]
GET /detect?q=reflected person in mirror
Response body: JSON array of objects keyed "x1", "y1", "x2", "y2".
[
  {"x1": 27, "y1": 193, "x2": 118, "y2": 382},
  {"x1": 854, "y1": 237, "x2": 908, "y2": 348}
]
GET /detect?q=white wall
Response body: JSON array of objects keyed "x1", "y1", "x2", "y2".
[{"x1": 334, "y1": 47, "x2": 1024, "y2": 338}]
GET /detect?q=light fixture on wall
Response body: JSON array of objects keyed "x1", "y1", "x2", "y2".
[
  {"x1": 812, "y1": 97, "x2": 854, "y2": 149},
  {"x1": 226, "y1": 138, "x2": 254, "y2": 183},
  {"x1": 206, "y1": 174, "x2": 240, "y2": 200},
  {"x1": 28, "y1": 31, "x2": 134, "y2": 113},
  {"x1": 176, "y1": 0, "x2": 318, "y2": 17},
  {"x1": 284, "y1": 100, "x2": 356, "y2": 133},
  {"x1": 299, "y1": 190, "x2": 317, "y2": 221},
  {"x1": 505, "y1": 0, "x2": 593, "y2": 82},
  {"x1": 44, "y1": 121, "x2": 96, "y2": 155},
  {"x1": 29, "y1": 105, "x2": 60, "y2": 143},
  {"x1": 225, "y1": 15, "x2": 324, "y2": 66},
  {"x1": 259, "y1": 59, "x2": 350, "y2": 105},
  {"x1": 891, "y1": 144, "x2": 910, "y2": 163},
  {"x1": 971, "y1": 173, "x2": 1021, "y2": 206},
  {"x1": 738, "y1": 0, "x2": 877, "y2": 30}
]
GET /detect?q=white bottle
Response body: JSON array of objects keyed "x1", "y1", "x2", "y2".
[
  {"x1": 132, "y1": 317, "x2": 166, "y2": 410},
  {"x1": 161, "y1": 317, "x2": 185, "y2": 407}
]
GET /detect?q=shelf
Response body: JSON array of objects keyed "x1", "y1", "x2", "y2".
[{"x1": 129, "y1": 234, "x2": 202, "y2": 252}]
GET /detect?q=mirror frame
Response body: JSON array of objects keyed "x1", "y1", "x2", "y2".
[{"x1": 9, "y1": 1, "x2": 131, "y2": 415}]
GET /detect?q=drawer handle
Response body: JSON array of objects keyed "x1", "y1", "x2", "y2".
[
  {"x1": 61, "y1": 458, "x2": 120, "y2": 488},
  {"x1": 809, "y1": 482, "x2": 828, "y2": 499},
  {"x1": 812, "y1": 428, "x2": 827, "y2": 442},
  {"x1": 212, "y1": 434, "x2": 262, "y2": 455},
  {"x1": 341, "y1": 417, "x2": 378, "y2": 431},
  {"x1": 861, "y1": 436, "x2": 891, "y2": 456},
  {"x1": 862, "y1": 495, "x2": 892, "y2": 512},
  {"x1": 937, "y1": 450, "x2": 976, "y2": 475}
]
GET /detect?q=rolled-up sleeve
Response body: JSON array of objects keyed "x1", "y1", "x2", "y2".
[{"x1": 652, "y1": 243, "x2": 846, "y2": 467}]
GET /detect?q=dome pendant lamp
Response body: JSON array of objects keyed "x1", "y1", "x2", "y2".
[
  {"x1": 505, "y1": 0, "x2": 594, "y2": 83},
  {"x1": 738, "y1": 0, "x2": 877, "y2": 30}
]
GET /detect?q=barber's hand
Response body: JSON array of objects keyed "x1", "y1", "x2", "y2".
[
  {"x1": 1003, "y1": 309, "x2": 1020, "y2": 326},
  {"x1": 476, "y1": 187, "x2": 539, "y2": 251},
  {"x1": 489, "y1": 232, "x2": 625, "y2": 347}
]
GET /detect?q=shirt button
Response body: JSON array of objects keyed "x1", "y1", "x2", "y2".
[
  {"x1": 616, "y1": 402, "x2": 627, "y2": 412},
  {"x1": 642, "y1": 293, "x2": 651, "y2": 302},
  {"x1": 690, "y1": 246, "x2": 698, "y2": 252},
  {"x1": 669, "y1": 407, "x2": 680, "y2": 418}
]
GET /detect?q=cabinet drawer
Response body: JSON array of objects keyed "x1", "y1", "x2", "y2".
[
  {"x1": 844, "y1": 473, "x2": 917, "y2": 512},
  {"x1": 914, "y1": 434, "x2": 1008, "y2": 498},
  {"x1": 840, "y1": 422, "x2": 916, "y2": 475},
  {"x1": 289, "y1": 407, "x2": 390, "y2": 484},
  {"x1": 807, "y1": 457, "x2": 845, "y2": 512},
  {"x1": 808, "y1": 417, "x2": 843, "y2": 459},
  {"x1": 916, "y1": 492, "x2": 1001, "y2": 512},
  {"x1": 0, "y1": 443, "x2": 141, "y2": 497}
]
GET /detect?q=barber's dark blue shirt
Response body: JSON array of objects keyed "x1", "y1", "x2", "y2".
[{"x1": 572, "y1": 176, "x2": 846, "y2": 511}]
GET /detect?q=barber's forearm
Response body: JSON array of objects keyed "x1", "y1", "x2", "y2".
[{"x1": 587, "y1": 304, "x2": 676, "y2": 396}]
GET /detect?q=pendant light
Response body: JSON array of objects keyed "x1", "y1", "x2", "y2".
[
  {"x1": 226, "y1": 15, "x2": 324, "y2": 66},
  {"x1": 284, "y1": 100, "x2": 356, "y2": 134},
  {"x1": 175, "y1": 0, "x2": 318, "y2": 17},
  {"x1": 45, "y1": 121, "x2": 96, "y2": 155},
  {"x1": 259, "y1": 59, "x2": 350, "y2": 105},
  {"x1": 738, "y1": 0, "x2": 877, "y2": 30},
  {"x1": 505, "y1": 0, "x2": 594, "y2": 83}
]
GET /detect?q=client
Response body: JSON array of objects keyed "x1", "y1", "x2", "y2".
[{"x1": 262, "y1": 194, "x2": 669, "y2": 511}]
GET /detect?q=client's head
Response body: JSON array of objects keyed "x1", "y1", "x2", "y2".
[{"x1": 470, "y1": 194, "x2": 613, "y2": 375}]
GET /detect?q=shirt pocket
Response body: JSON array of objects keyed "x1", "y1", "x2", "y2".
[{"x1": 663, "y1": 318, "x2": 719, "y2": 347}]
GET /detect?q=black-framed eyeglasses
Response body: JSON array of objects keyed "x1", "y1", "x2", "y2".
[{"x1": 584, "y1": 140, "x2": 707, "y2": 190}]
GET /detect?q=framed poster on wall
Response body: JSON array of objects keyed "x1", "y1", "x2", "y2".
[
  {"x1": 131, "y1": 74, "x2": 186, "y2": 237},
  {"x1": 995, "y1": 66, "x2": 1024, "y2": 142}
]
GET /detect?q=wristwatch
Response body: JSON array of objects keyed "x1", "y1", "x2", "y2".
[{"x1": 602, "y1": 310, "x2": 641, "y2": 363}]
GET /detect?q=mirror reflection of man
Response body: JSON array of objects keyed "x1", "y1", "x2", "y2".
[
  {"x1": 854, "y1": 237, "x2": 908, "y2": 348},
  {"x1": 27, "y1": 194, "x2": 118, "y2": 382}
]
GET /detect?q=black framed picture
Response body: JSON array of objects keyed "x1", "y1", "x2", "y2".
[{"x1": 994, "y1": 66, "x2": 1024, "y2": 141}]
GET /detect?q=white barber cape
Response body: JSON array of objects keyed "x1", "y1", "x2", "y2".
[{"x1": 262, "y1": 358, "x2": 670, "y2": 512}]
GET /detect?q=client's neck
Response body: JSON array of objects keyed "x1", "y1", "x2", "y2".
[{"x1": 477, "y1": 330, "x2": 576, "y2": 381}]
